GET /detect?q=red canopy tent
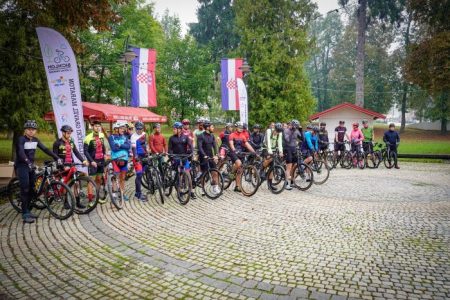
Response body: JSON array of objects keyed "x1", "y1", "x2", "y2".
[{"x1": 44, "y1": 102, "x2": 167, "y2": 123}]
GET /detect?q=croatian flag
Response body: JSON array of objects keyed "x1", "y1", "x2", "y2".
[
  {"x1": 130, "y1": 48, "x2": 157, "y2": 107},
  {"x1": 221, "y1": 58, "x2": 243, "y2": 110}
]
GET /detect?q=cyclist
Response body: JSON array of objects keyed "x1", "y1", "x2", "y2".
[
  {"x1": 263, "y1": 122, "x2": 286, "y2": 188},
  {"x1": 219, "y1": 123, "x2": 233, "y2": 159},
  {"x1": 318, "y1": 122, "x2": 329, "y2": 153},
  {"x1": 301, "y1": 125, "x2": 319, "y2": 165},
  {"x1": 228, "y1": 121, "x2": 257, "y2": 192},
  {"x1": 130, "y1": 121, "x2": 148, "y2": 202},
  {"x1": 334, "y1": 120, "x2": 348, "y2": 157},
  {"x1": 197, "y1": 121, "x2": 220, "y2": 194},
  {"x1": 193, "y1": 118, "x2": 205, "y2": 148},
  {"x1": 53, "y1": 125, "x2": 90, "y2": 208},
  {"x1": 124, "y1": 122, "x2": 134, "y2": 141},
  {"x1": 15, "y1": 120, "x2": 61, "y2": 223},
  {"x1": 283, "y1": 120, "x2": 301, "y2": 190},
  {"x1": 84, "y1": 119, "x2": 107, "y2": 204},
  {"x1": 181, "y1": 119, "x2": 194, "y2": 144},
  {"x1": 349, "y1": 122, "x2": 364, "y2": 166},
  {"x1": 168, "y1": 121, "x2": 196, "y2": 199},
  {"x1": 383, "y1": 123, "x2": 400, "y2": 169},
  {"x1": 108, "y1": 121, "x2": 131, "y2": 200},
  {"x1": 361, "y1": 119, "x2": 374, "y2": 154},
  {"x1": 249, "y1": 124, "x2": 264, "y2": 152}
]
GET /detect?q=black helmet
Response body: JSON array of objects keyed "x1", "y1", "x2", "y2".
[
  {"x1": 313, "y1": 126, "x2": 320, "y2": 133},
  {"x1": 252, "y1": 124, "x2": 261, "y2": 130},
  {"x1": 203, "y1": 121, "x2": 212, "y2": 128},
  {"x1": 153, "y1": 123, "x2": 161, "y2": 129},
  {"x1": 320, "y1": 122, "x2": 326, "y2": 126},
  {"x1": 274, "y1": 122, "x2": 283, "y2": 132},
  {"x1": 24, "y1": 120, "x2": 38, "y2": 129},
  {"x1": 135, "y1": 121, "x2": 144, "y2": 130},
  {"x1": 60, "y1": 125, "x2": 73, "y2": 132}
]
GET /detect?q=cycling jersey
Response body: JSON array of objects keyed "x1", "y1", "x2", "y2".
[
  {"x1": 349, "y1": 129, "x2": 364, "y2": 145},
  {"x1": 197, "y1": 131, "x2": 217, "y2": 158},
  {"x1": 15, "y1": 136, "x2": 58, "y2": 165},
  {"x1": 130, "y1": 132, "x2": 147, "y2": 157},
  {"x1": 361, "y1": 127, "x2": 374, "y2": 142},
  {"x1": 182, "y1": 128, "x2": 194, "y2": 141},
  {"x1": 334, "y1": 126, "x2": 347, "y2": 142},
  {"x1": 168, "y1": 134, "x2": 192, "y2": 155},
  {"x1": 229, "y1": 131, "x2": 248, "y2": 152},
  {"x1": 149, "y1": 132, "x2": 167, "y2": 154},
  {"x1": 302, "y1": 131, "x2": 318, "y2": 152},
  {"x1": 243, "y1": 129, "x2": 250, "y2": 141},
  {"x1": 219, "y1": 130, "x2": 232, "y2": 148},
  {"x1": 83, "y1": 132, "x2": 106, "y2": 162},
  {"x1": 264, "y1": 129, "x2": 283, "y2": 154},
  {"x1": 249, "y1": 132, "x2": 264, "y2": 150},
  {"x1": 53, "y1": 137, "x2": 84, "y2": 164},
  {"x1": 283, "y1": 128, "x2": 300, "y2": 148},
  {"x1": 108, "y1": 134, "x2": 130, "y2": 161}
]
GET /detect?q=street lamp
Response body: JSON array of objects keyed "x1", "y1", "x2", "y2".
[
  {"x1": 239, "y1": 59, "x2": 251, "y2": 76},
  {"x1": 117, "y1": 35, "x2": 137, "y2": 106}
]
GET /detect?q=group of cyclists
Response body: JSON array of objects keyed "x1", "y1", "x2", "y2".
[{"x1": 15, "y1": 117, "x2": 400, "y2": 223}]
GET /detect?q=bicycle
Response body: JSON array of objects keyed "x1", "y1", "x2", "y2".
[
  {"x1": 8, "y1": 161, "x2": 76, "y2": 220},
  {"x1": 381, "y1": 142, "x2": 399, "y2": 169},
  {"x1": 344, "y1": 141, "x2": 365, "y2": 169},
  {"x1": 363, "y1": 141, "x2": 381, "y2": 169},
  {"x1": 54, "y1": 49, "x2": 70, "y2": 63},
  {"x1": 232, "y1": 152, "x2": 261, "y2": 197},
  {"x1": 254, "y1": 150, "x2": 286, "y2": 194},
  {"x1": 217, "y1": 149, "x2": 234, "y2": 191},
  {"x1": 162, "y1": 154, "x2": 193, "y2": 205},
  {"x1": 95, "y1": 158, "x2": 125, "y2": 210},
  {"x1": 141, "y1": 154, "x2": 165, "y2": 204},
  {"x1": 331, "y1": 141, "x2": 351, "y2": 169},
  {"x1": 190, "y1": 156, "x2": 224, "y2": 200},
  {"x1": 290, "y1": 148, "x2": 314, "y2": 191},
  {"x1": 53, "y1": 163, "x2": 99, "y2": 214},
  {"x1": 305, "y1": 150, "x2": 330, "y2": 185}
]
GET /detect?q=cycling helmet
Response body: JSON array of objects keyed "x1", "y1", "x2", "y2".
[
  {"x1": 362, "y1": 119, "x2": 368, "y2": 124},
  {"x1": 91, "y1": 120, "x2": 101, "y2": 125},
  {"x1": 352, "y1": 122, "x2": 359, "y2": 127},
  {"x1": 182, "y1": 119, "x2": 190, "y2": 125},
  {"x1": 173, "y1": 122, "x2": 183, "y2": 129},
  {"x1": 291, "y1": 119, "x2": 300, "y2": 128},
  {"x1": 196, "y1": 118, "x2": 204, "y2": 124},
  {"x1": 313, "y1": 126, "x2": 320, "y2": 133},
  {"x1": 339, "y1": 120, "x2": 345, "y2": 124},
  {"x1": 113, "y1": 121, "x2": 127, "y2": 129},
  {"x1": 320, "y1": 122, "x2": 326, "y2": 126},
  {"x1": 203, "y1": 121, "x2": 212, "y2": 128},
  {"x1": 135, "y1": 121, "x2": 144, "y2": 130},
  {"x1": 252, "y1": 124, "x2": 261, "y2": 130},
  {"x1": 60, "y1": 125, "x2": 73, "y2": 132},
  {"x1": 243, "y1": 123, "x2": 248, "y2": 130},
  {"x1": 306, "y1": 124, "x2": 313, "y2": 130},
  {"x1": 274, "y1": 122, "x2": 283, "y2": 132},
  {"x1": 235, "y1": 121, "x2": 244, "y2": 128},
  {"x1": 225, "y1": 122, "x2": 233, "y2": 128},
  {"x1": 24, "y1": 120, "x2": 38, "y2": 129},
  {"x1": 153, "y1": 123, "x2": 161, "y2": 129}
]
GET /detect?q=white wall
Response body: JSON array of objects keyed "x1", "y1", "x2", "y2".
[
  {"x1": 407, "y1": 121, "x2": 450, "y2": 131},
  {"x1": 312, "y1": 107, "x2": 378, "y2": 147}
]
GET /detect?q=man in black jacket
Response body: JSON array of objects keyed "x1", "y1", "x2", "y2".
[
  {"x1": 383, "y1": 123, "x2": 400, "y2": 169},
  {"x1": 197, "y1": 121, "x2": 221, "y2": 195}
]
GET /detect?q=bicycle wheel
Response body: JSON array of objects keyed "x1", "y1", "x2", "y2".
[
  {"x1": 326, "y1": 152, "x2": 335, "y2": 170},
  {"x1": 365, "y1": 152, "x2": 379, "y2": 169},
  {"x1": 240, "y1": 165, "x2": 260, "y2": 197},
  {"x1": 384, "y1": 151, "x2": 395, "y2": 169},
  {"x1": 341, "y1": 152, "x2": 352, "y2": 169},
  {"x1": 141, "y1": 167, "x2": 149, "y2": 190},
  {"x1": 98, "y1": 177, "x2": 108, "y2": 202},
  {"x1": 107, "y1": 173, "x2": 123, "y2": 209},
  {"x1": 70, "y1": 176, "x2": 99, "y2": 214},
  {"x1": 312, "y1": 160, "x2": 330, "y2": 185},
  {"x1": 176, "y1": 171, "x2": 191, "y2": 205},
  {"x1": 292, "y1": 163, "x2": 314, "y2": 191},
  {"x1": 267, "y1": 165, "x2": 286, "y2": 194},
  {"x1": 8, "y1": 177, "x2": 22, "y2": 213},
  {"x1": 162, "y1": 164, "x2": 175, "y2": 196},
  {"x1": 45, "y1": 181, "x2": 75, "y2": 220},
  {"x1": 218, "y1": 161, "x2": 233, "y2": 190},
  {"x1": 201, "y1": 169, "x2": 224, "y2": 200},
  {"x1": 357, "y1": 152, "x2": 366, "y2": 169},
  {"x1": 150, "y1": 167, "x2": 164, "y2": 205},
  {"x1": 145, "y1": 166, "x2": 155, "y2": 195}
]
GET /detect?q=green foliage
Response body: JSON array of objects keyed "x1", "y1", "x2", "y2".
[{"x1": 234, "y1": 0, "x2": 316, "y2": 124}]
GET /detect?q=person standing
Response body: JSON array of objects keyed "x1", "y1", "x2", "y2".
[
  {"x1": 197, "y1": 121, "x2": 220, "y2": 194},
  {"x1": 361, "y1": 119, "x2": 374, "y2": 154},
  {"x1": 130, "y1": 121, "x2": 148, "y2": 202},
  {"x1": 15, "y1": 120, "x2": 61, "y2": 223},
  {"x1": 383, "y1": 123, "x2": 401, "y2": 169},
  {"x1": 283, "y1": 120, "x2": 301, "y2": 190},
  {"x1": 318, "y1": 122, "x2": 329, "y2": 152},
  {"x1": 334, "y1": 120, "x2": 348, "y2": 157},
  {"x1": 108, "y1": 121, "x2": 131, "y2": 200}
]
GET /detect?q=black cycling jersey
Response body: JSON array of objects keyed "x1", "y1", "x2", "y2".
[
  {"x1": 249, "y1": 132, "x2": 264, "y2": 150},
  {"x1": 53, "y1": 138, "x2": 84, "y2": 163},
  {"x1": 15, "y1": 135, "x2": 58, "y2": 165},
  {"x1": 168, "y1": 134, "x2": 192, "y2": 155},
  {"x1": 197, "y1": 131, "x2": 217, "y2": 158},
  {"x1": 220, "y1": 130, "x2": 231, "y2": 148},
  {"x1": 318, "y1": 129, "x2": 329, "y2": 143}
]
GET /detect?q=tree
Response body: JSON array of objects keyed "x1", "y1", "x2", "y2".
[
  {"x1": 234, "y1": 0, "x2": 317, "y2": 124},
  {"x1": 189, "y1": 0, "x2": 240, "y2": 65},
  {"x1": 0, "y1": 0, "x2": 124, "y2": 160},
  {"x1": 404, "y1": 0, "x2": 449, "y2": 134},
  {"x1": 339, "y1": 0, "x2": 404, "y2": 107}
]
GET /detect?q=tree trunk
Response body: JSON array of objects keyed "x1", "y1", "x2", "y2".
[
  {"x1": 355, "y1": 0, "x2": 367, "y2": 107},
  {"x1": 96, "y1": 65, "x2": 106, "y2": 103},
  {"x1": 439, "y1": 91, "x2": 448, "y2": 134},
  {"x1": 400, "y1": 82, "x2": 408, "y2": 133},
  {"x1": 11, "y1": 130, "x2": 21, "y2": 162}
]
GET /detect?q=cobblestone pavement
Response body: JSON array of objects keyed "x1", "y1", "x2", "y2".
[{"x1": 1, "y1": 162, "x2": 449, "y2": 300}]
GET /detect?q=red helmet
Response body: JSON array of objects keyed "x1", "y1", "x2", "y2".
[{"x1": 182, "y1": 119, "x2": 190, "y2": 125}]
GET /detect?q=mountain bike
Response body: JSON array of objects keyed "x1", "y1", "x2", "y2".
[
  {"x1": 191, "y1": 156, "x2": 224, "y2": 199},
  {"x1": 363, "y1": 141, "x2": 381, "y2": 169},
  {"x1": 331, "y1": 142, "x2": 351, "y2": 169},
  {"x1": 95, "y1": 158, "x2": 125, "y2": 209},
  {"x1": 344, "y1": 141, "x2": 365, "y2": 169},
  {"x1": 234, "y1": 152, "x2": 261, "y2": 197},
  {"x1": 290, "y1": 148, "x2": 314, "y2": 191},
  {"x1": 382, "y1": 142, "x2": 399, "y2": 169},
  {"x1": 8, "y1": 161, "x2": 75, "y2": 220},
  {"x1": 163, "y1": 154, "x2": 193, "y2": 205},
  {"x1": 254, "y1": 150, "x2": 286, "y2": 194},
  {"x1": 141, "y1": 154, "x2": 165, "y2": 204}
]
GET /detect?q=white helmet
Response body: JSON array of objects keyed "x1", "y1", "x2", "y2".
[{"x1": 113, "y1": 121, "x2": 126, "y2": 129}]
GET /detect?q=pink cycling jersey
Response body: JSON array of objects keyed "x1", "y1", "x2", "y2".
[{"x1": 349, "y1": 129, "x2": 364, "y2": 145}]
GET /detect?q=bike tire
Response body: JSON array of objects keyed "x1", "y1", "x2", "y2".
[
  {"x1": 8, "y1": 177, "x2": 22, "y2": 213},
  {"x1": 384, "y1": 151, "x2": 395, "y2": 169},
  {"x1": 218, "y1": 161, "x2": 233, "y2": 190},
  {"x1": 291, "y1": 163, "x2": 314, "y2": 191},
  {"x1": 162, "y1": 164, "x2": 175, "y2": 197},
  {"x1": 357, "y1": 152, "x2": 366, "y2": 169},
  {"x1": 312, "y1": 159, "x2": 330, "y2": 185},
  {"x1": 201, "y1": 169, "x2": 224, "y2": 200},
  {"x1": 98, "y1": 178, "x2": 108, "y2": 201},
  {"x1": 45, "y1": 181, "x2": 75, "y2": 220},
  {"x1": 176, "y1": 171, "x2": 191, "y2": 205},
  {"x1": 151, "y1": 168, "x2": 164, "y2": 205},
  {"x1": 341, "y1": 152, "x2": 353, "y2": 169},
  {"x1": 365, "y1": 152, "x2": 378, "y2": 169},
  {"x1": 70, "y1": 176, "x2": 99, "y2": 215},
  {"x1": 108, "y1": 173, "x2": 123, "y2": 209},
  {"x1": 240, "y1": 165, "x2": 260, "y2": 197},
  {"x1": 267, "y1": 165, "x2": 286, "y2": 194}
]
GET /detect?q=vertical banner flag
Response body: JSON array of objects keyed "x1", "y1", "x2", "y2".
[
  {"x1": 36, "y1": 27, "x2": 86, "y2": 168},
  {"x1": 237, "y1": 78, "x2": 248, "y2": 124},
  {"x1": 221, "y1": 58, "x2": 243, "y2": 110},
  {"x1": 131, "y1": 48, "x2": 157, "y2": 107}
]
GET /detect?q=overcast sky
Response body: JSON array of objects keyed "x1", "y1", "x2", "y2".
[{"x1": 151, "y1": 0, "x2": 342, "y2": 34}]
